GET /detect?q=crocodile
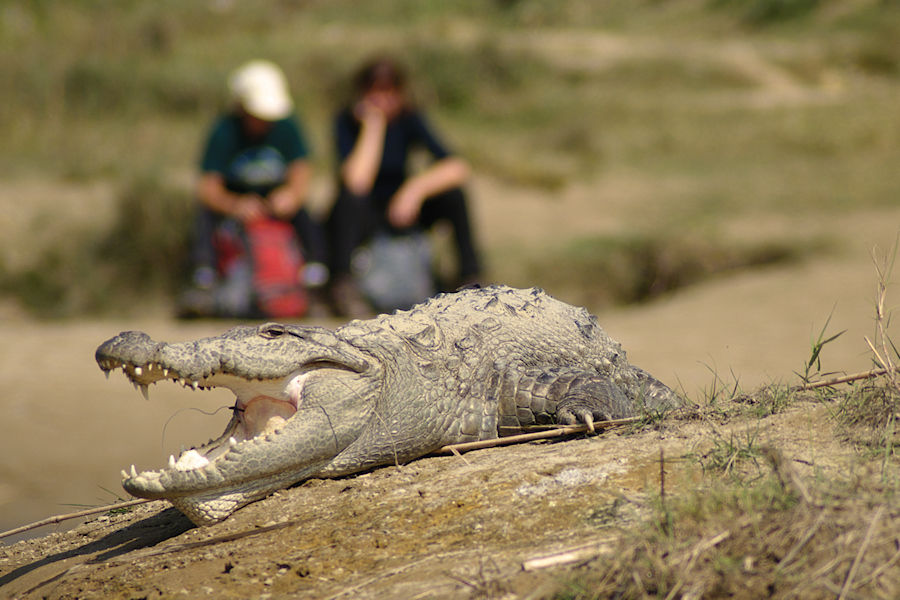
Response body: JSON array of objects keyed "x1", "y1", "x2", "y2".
[{"x1": 96, "y1": 285, "x2": 678, "y2": 526}]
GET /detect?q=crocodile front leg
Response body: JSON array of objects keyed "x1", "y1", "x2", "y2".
[{"x1": 497, "y1": 367, "x2": 636, "y2": 432}]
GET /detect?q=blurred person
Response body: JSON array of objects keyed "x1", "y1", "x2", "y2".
[
  {"x1": 325, "y1": 57, "x2": 483, "y2": 317},
  {"x1": 183, "y1": 59, "x2": 329, "y2": 318}
]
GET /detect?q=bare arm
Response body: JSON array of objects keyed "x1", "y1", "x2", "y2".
[
  {"x1": 339, "y1": 104, "x2": 388, "y2": 196},
  {"x1": 388, "y1": 156, "x2": 471, "y2": 228}
]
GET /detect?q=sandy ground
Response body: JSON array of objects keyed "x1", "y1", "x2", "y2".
[{"x1": 1, "y1": 396, "x2": 890, "y2": 599}]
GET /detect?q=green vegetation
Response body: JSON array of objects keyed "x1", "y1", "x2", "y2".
[{"x1": 3, "y1": 0, "x2": 900, "y2": 315}]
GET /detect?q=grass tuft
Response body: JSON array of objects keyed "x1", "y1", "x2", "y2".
[{"x1": 837, "y1": 381, "x2": 900, "y2": 450}]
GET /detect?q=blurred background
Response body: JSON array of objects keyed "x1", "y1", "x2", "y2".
[
  {"x1": 3, "y1": 0, "x2": 900, "y2": 540},
  {"x1": 3, "y1": 0, "x2": 900, "y2": 316}
]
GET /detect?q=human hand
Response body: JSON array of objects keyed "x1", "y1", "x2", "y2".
[
  {"x1": 233, "y1": 194, "x2": 268, "y2": 222},
  {"x1": 388, "y1": 184, "x2": 423, "y2": 228},
  {"x1": 267, "y1": 187, "x2": 299, "y2": 220},
  {"x1": 353, "y1": 99, "x2": 389, "y2": 126}
]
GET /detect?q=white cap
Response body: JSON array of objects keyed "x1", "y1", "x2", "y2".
[{"x1": 228, "y1": 60, "x2": 293, "y2": 121}]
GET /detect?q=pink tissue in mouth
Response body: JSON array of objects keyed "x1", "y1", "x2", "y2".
[{"x1": 238, "y1": 396, "x2": 296, "y2": 439}]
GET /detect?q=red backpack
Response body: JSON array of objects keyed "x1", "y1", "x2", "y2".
[{"x1": 214, "y1": 218, "x2": 307, "y2": 318}]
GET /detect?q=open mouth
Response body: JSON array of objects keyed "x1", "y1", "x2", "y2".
[
  {"x1": 160, "y1": 371, "x2": 308, "y2": 474},
  {"x1": 98, "y1": 357, "x2": 308, "y2": 479}
]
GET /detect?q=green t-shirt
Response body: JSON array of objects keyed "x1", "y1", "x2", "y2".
[{"x1": 200, "y1": 114, "x2": 309, "y2": 197}]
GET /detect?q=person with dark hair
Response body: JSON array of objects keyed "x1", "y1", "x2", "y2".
[
  {"x1": 182, "y1": 60, "x2": 329, "y2": 318},
  {"x1": 326, "y1": 57, "x2": 483, "y2": 317}
]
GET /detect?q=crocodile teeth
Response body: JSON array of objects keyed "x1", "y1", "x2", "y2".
[
  {"x1": 140, "y1": 384, "x2": 150, "y2": 401},
  {"x1": 134, "y1": 366, "x2": 143, "y2": 377},
  {"x1": 174, "y1": 449, "x2": 211, "y2": 471},
  {"x1": 163, "y1": 368, "x2": 169, "y2": 377},
  {"x1": 168, "y1": 455, "x2": 177, "y2": 470},
  {"x1": 104, "y1": 370, "x2": 110, "y2": 380},
  {"x1": 121, "y1": 470, "x2": 129, "y2": 479},
  {"x1": 229, "y1": 437, "x2": 238, "y2": 447},
  {"x1": 130, "y1": 465, "x2": 138, "y2": 478}
]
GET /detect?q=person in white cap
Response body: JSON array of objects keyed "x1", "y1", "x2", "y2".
[{"x1": 184, "y1": 60, "x2": 329, "y2": 316}]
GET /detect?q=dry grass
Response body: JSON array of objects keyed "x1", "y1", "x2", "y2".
[
  {"x1": 555, "y1": 480, "x2": 899, "y2": 599},
  {"x1": 544, "y1": 375, "x2": 899, "y2": 600}
]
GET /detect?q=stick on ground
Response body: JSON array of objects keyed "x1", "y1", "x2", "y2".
[
  {"x1": 0, "y1": 498, "x2": 153, "y2": 541},
  {"x1": 795, "y1": 367, "x2": 894, "y2": 390},
  {"x1": 436, "y1": 417, "x2": 642, "y2": 455}
]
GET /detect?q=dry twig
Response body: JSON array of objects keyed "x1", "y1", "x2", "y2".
[
  {"x1": 839, "y1": 504, "x2": 885, "y2": 600},
  {"x1": 0, "y1": 498, "x2": 152, "y2": 541},
  {"x1": 522, "y1": 538, "x2": 619, "y2": 571},
  {"x1": 436, "y1": 417, "x2": 641, "y2": 455},
  {"x1": 794, "y1": 367, "x2": 895, "y2": 391}
]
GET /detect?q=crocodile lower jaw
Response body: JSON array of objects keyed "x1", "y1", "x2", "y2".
[{"x1": 166, "y1": 468, "x2": 307, "y2": 525}]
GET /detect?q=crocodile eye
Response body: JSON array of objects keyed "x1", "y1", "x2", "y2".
[{"x1": 259, "y1": 323, "x2": 287, "y2": 338}]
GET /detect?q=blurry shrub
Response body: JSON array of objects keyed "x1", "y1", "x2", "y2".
[
  {"x1": 745, "y1": 0, "x2": 819, "y2": 24},
  {"x1": 407, "y1": 40, "x2": 532, "y2": 111},
  {"x1": 409, "y1": 45, "x2": 479, "y2": 111},
  {"x1": 0, "y1": 175, "x2": 194, "y2": 317},
  {"x1": 710, "y1": 0, "x2": 820, "y2": 25},
  {"x1": 98, "y1": 174, "x2": 194, "y2": 292},
  {"x1": 147, "y1": 66, "x2": 224, "y2": 115},
  {"x1": 0, "y1": 239, "x2": 99, "y2": 316},
  {"x1": 524, "y1": 233, "x2": 830, "y2": 310},
  {"x1": 63, "y1": 61, "x2": 134, "y2": 116},
  {"x1": 852, "y1": 43, "x2": 900, "y2": 76}
]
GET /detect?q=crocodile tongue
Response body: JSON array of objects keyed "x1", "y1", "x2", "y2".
[
  {"x1": 240, "y1": 396, "x2": 295, "y2": 439},
  {"x1": 232, "y1": 371, "x2": 308, "y2": 440}
]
